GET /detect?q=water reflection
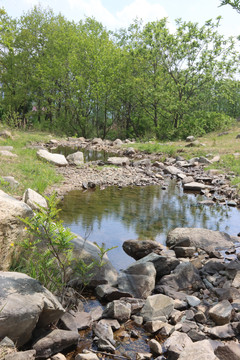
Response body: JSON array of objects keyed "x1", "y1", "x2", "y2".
[
  {"x1": 51, "y1": 145, "x2": 116, "y2": 162},
  {"x1": 59, "y1": 181, "x2": 240, "y2": 270}
]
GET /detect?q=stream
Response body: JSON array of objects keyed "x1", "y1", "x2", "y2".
[{"x1": 59, "y1": 180, "x2": 240, "y2": 271}]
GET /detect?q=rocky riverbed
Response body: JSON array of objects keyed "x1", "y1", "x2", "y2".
[
  {"x1": 1, "y1": 136, "x2": 240, "y2": 359},
  {"x1": 42, "y1": 137, "x2": 240, "y2": 209}
]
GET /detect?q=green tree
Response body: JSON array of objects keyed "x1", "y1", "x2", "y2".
[{"x1": 220, "y1": 0, "x2": 240, "y2": 13}]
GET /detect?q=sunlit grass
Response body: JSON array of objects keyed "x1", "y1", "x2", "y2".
[{"x1": 0, "y1": 129, "x2": 63, "y2": 196}]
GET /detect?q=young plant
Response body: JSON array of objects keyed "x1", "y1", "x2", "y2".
[{"x1": 19, "y1": 193, "x2": 75, "y2": 300}]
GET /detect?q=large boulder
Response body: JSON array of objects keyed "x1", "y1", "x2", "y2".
[
  {"x1": 0, "y1": 272, "x2": 64, "y2": 347},
  {"x1": 122, "y1": 239, "x2": 163, "y2": 260},
  {"x1": 66, "y1": 151, "x2": 84, "y2": 166},
  {"x1": 37, "y1": 149, "x2": 68, "y2": 166},
  {"x1": 23, "y1": 188, "x2": 48, "y2": 211},
  {"x1": 167, "y1": 228, "x2": 234, "y2": 251},
  {"x1": 71, "y1": 235, "x2": 118, "y2": 287},
  {"x1": 0, "y1": 190, "x2": 33, "y2": 270},
  {"x1": 118, "y1": 262, "x2": 156, "y2": 299}
]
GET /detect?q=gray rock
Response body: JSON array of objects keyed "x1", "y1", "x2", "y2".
[
  {"x1": 71, "y1": 235, "x2": 118, "y2": 287},
  {"x1": 205, "y1": 323, "x2": 237, "y2": 339},
  {"x1": 157, "y1": 262, "x2": 203, "y2": 292},
  {"x1": 66, "y1": 151, "x2": 84, "y2": 166},
  {"x1": 3, "y1": 350, "x2": 36, "y2": 360},
  {"x1": 23, "y1": 188, "x2": 48, "y2": 210},
  {"x1": 182, "y1": 176, "x2": 195, "y2": 184},
  {"x1": 123, "y1": 147, "x2": 136, "y2": 156},
  {"x1": 184, "y1": 182, "x2": 208, "y2": 191},
  {"x1": 140, "y1": 294, "x2": 174, "y2": 322},
  {"x1": 186, "y1": 295, "x2": 201, "y2": 307},
  {"x1": 107, "y1": 157, "x2": 129, "y2": 166},
  {"x1": 167, "y1": 228, "x2": 234, "y2": 252},
  {"x1": 74, "y1": 311, "x2": 92, "y2": 330},
  {"x1": 60, "y1": 312, "x2": 78, "y2": 332},
  {"x1": 98, "y1": 319, "x2": 120, "y2": 331},
  {"x1": 33, "y1": 329, "x2": 79, "y2": 358},
  {"x1": 178, "y1": 339, "x2": 220, "y2": 360},
  {"x1": 113, "y1": 139, "x2": 123, "y2": 146},
  {"x1": 164, "y1": 331, "x2": 192, "y2": 360},
  {"x1": 51, "y1": 354, "x2": 67, "y2": 360},
  {"x1": 198, "y1": 156, "x2": 213, "y2": 165},
  {"x1": 95, "y1": 284, "x2": 132, "y2": 301},
  {"x1": 92, "y1": 321, "x2": 115, "y2": 345},
  {"x1": 133, "y1": 159, "x2": 151, "y2": 167},
  {"x1": 1, "y1": 176, "x2": 19, "y2": 188},
  {"x1": 201, "y1": 259, "x2": 225, "y2": 275},
  {"x1": 102, "y1": 299, "x2": 131, "y2": 323},
  {"x1": 0, "y1": 150, "x2": 17, "y2": 157},
  {"x1": 37, "y1": 149, "x2": 68, "y2": 166},
  {"x1": 144, "y1": 320, "x2": 166, "y2": 333},
  {"x1": 0, "y1": 146, "x2": 13, "y2": 151},
  {"x1": 174, "y1": 246, "x2": 196, "y2": 258},
  {"x1": 149, "y1": 339, "x2": 162, "y2": 355},
  {"x1": 0, "y1": 272, "x2": 64, "y2": 347},
  {"x1": 122, "y1": 239, "x2": 163, "y2": 260},
  {"x1": 92, "y1": 138, "x2": 103, "y2": 145},
  {"x1": 186, "y1": 136, "x2": 195, "y2": 142},
  {"x1": 232, "y1": 271, "x2": 240, "y2": 288},
  {"x1": 164, "y1": 166, "x2": 183, "y2": 176},
  {"x1": 209, "y1": 300, "x2": 233, "y2": 325},
  {"x1": 214, "y1": 342, "x2": 240, "y2": 360},
  {"x1": 134, "y1": 252, "x2": 180, "y2": 280},
  {"x1": 75, "y1": 352, "x2": 99, "y2": 360},
  {"x1": 118, "y1": 261, "x2": 156, "y2": 299},
  {"x1": 194, "y1": 311, "x2": 207, "y2": 324},
  {"x1": 0, "y1": 190, "x2": 33, "y2": 270}
]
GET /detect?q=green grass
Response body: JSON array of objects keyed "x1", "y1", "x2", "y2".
[
  {"x1": 128, "y1": 142, "x2": 178, "y2": 157},
  {"x1": 0, "y1": 129, "x2": 63, "y2": 196}
]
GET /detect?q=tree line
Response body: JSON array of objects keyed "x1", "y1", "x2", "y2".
[{"x1": 0, "y1": 5, "x2": 240, "y2": 140}]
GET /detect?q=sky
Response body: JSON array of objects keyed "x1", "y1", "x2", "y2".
[{"x1": 1, "y1": 0, "x2": 240, "y2": 39}]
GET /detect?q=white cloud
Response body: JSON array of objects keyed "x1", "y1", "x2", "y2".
[
  {"x1": 116, "y1": 0, "x2": 168, "y2": 28},
  {"x1": 68, "y1": 0, "x2": 117, "y2": 28},
  {"x1": 67, "y1": 0, "x2": 172, "y2": 31}
]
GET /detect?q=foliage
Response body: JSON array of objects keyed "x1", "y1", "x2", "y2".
[
  {"x1": 18, "y1": 193, "x2": 75, "y2": 299},
  {"x1": 16, "y1": 192, "x2": 116, "y2": 301},
  {"x1": 0, "y1": 6, "x2": 239, "y2": 140},
  {"x1": 220, "y1": 0, "x2": 240, "y2": 13}
]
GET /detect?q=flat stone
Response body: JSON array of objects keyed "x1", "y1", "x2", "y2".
[
  {"x1": 32, "y1": 329, "x2": 79, "y2": 358},
  {"x1": 184, "y1": 182, "x2": 207, "y2": 191},
  {"x1": 209, "y1": 300, "x2": 233, "y2": 325},
  {"x1": 164, "y1": 165, "x2": 183, "y2": 176},
  {"x1": 37, "y1": 149, "x2": 68, "y2": 166},
  {"x1": 95, "y1": 284, "x2": 132, "y2": 301},
  {"x1": 75, "y1": 352, "x2": 99, "y2": 360},
  {"x1": 167, "y1": 228, "x2": 234, "y2": 251},
  {"x1": 144, "y1": 320, "x2": 166, "y2": 333},
  {"x1": 107, "y1": 157, "x2": 129, "y2": 166}
]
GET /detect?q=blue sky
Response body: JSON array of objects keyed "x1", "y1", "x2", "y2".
[{"x1": 1, "y1": 0, "x2": 240, "y2": 38}]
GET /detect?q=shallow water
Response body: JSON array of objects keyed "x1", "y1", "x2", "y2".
[
  {"x1": 51, "y1": 145, "x2": 116, "y2": 162},
  {"x1": 59, "y1": 180, "x2": 240, "y2": 271}
]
